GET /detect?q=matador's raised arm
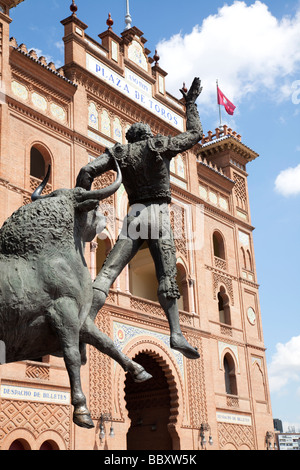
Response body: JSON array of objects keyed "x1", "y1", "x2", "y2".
[
  {"x1": 76, "y1": 78, "x2": 203, "y2": 190},
  {"x1": 76, "y1": 150, "x2": 115, "y2": 191},
  {"x1": 165, "y1": 77, "x2": 203, "y2": 157}
]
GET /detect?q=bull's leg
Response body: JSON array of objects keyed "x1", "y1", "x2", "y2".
[
  {"x1": 80, "y1": 317, "x2": 152, "y2": 383},
  {"x1": 47, "y1": 300, "x2": 94, "y2": 429}
]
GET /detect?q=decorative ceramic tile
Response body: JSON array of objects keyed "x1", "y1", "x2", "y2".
[
  {"x1": 11, "y1": 80, "x2": 28, "y2": 101},
  {"x1": 128, "y1": 40, "x2": 148, "y2": 71},
  {"x1": 209, "y1": 191, "x2": 218, "y2": 205},
  {"x1": 113, "y1": 117, "x2": 122, "y2": 143},
  {"x1": 88, "y1": 130, "x2": 114, "y2": 148},
  {"x1": 237, "y1": 209, "x2": 247, "y2": 220},
  {"x1": 88, "y1": 102, "x2": 99, "y2": 130},
  {"x1": 113, "y1": 321, "x2": 184, "y2": 377},
  {"x1": 50, "y1": 103, "x2": 66, "y2": 122},
  {"x1": 218, "y1": 341, "x2": 239, "y2": 372},
  {"x1": 111, "y1": 40, "x2": 118, "y2": 62},
  {"x1": 32, "y1": 92, "x2": 47, "y2": 111},
  {"x1": 199, "y1": 185, "x2": 208, "y2": 200},
  {"x1": 158, "y1": 75, "x2": 165, "y2": 94},
  {"x1": 176, "y1": 154, "x2": 185, "y2": 179},
  {"x1": 170, "y1": 175, "x2": 187, "y2": 190},
  {"x1": 219, "y1": 197, "x2": 229, "y2": 211},
  {"x1": 238, "y1": 230, "x2": 250, "y2": 247},
  {"x1": 101, "y1": 109, "x2": 111, "y2": 137}
]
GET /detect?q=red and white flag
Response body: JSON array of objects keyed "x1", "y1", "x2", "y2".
[{"x1": 217, "y1": 87, "x2": 236, "y2": 116}]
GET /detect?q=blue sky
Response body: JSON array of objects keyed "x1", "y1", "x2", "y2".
[{"x1": 9, "y1": 0, "x2": 300, "y2": 432}]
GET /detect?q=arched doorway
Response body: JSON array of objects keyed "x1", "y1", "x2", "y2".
[
  {"x1": 9, "y1": 439, "x2": 31, "y2": 450},
  {"x1": 125, "y1": 353, "x2": 173, "y2": 450}
]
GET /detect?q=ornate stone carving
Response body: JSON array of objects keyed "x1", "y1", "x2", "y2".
[
  {"x1": 130, "y1": 297, "x2": 192, "y2": 326},
  {"x1": 226, "y1": 395, "x2": 239, "y2": 408},
  {"x1": 186, "y1": 335, "x2": 207, "y2": 428},
  {"x1": 213, "y1": 271, "x2": 234, "y2": 305},
  {"x1": 218, "y1": 422, "x2": 255, "y2": 450},
  {"x1": 30, "y1": 176, "x2": 52, "y2": 195},
  {"x1": 0, "y1": 399, "x2": 71, "y2": 448},
  {"x1": 214, "y1": 256, "x2": 227, "y2": 271},
  {"x1": 25, "y1": 363, "x2": 50, "y2": 380},
  {"x1": 89, "y1": 309, "x2": 112, "y2": 420},
  {"x1": 233, "y1": 172, "x2": 247, "y2": 211},
  {"x1": 170, "y1": 204, "x2": 188, "y2": 259}
]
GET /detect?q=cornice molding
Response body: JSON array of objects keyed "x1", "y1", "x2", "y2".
[
  {"x1": 64, "y1": 62, "x2": 183, "y2": 137},
  {"x1": 199, "y1": 136, "x2": 259, "y2": 163}
]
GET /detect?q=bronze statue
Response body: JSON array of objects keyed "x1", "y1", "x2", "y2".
[
  {"x1": 76, "y1": 78, "x2": 203, "y2": 360},
  {"x1": 0, "y1": 160, "x2": 152, "y2": 429},
  {"x1": 0, "y1": 77, "x2": 203, "y2": 430}
]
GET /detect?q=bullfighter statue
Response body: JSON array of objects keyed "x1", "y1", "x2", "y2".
[
  {"x1": 0, "y1": 159, "x2": 152, "y2": 429},
  {"x1": 0, "y1": 77, "x2": 203, "y2": 430},
  {"x1": 76, "y1": 77, "x2": 203, "y2": 360}
]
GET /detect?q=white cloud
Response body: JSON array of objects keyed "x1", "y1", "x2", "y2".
[
  {"x1": 55, "y1": 41, "x2": 64, "y2": 54},
  {"x1": 268, "y1": 336, "x2": 300, "y2": 393},
  {"x1": 156, "y1": 1, "x2": 300, "y2": 109},
  {"x1": 275, "y1": 164, "x2": 300, "y2": 197}
]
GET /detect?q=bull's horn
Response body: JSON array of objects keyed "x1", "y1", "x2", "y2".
[
  {"x1": 79, "y1": 158, "x2": 122, "y2": 202},
  {"x1": 31, "y1": 165, "x2": 51, "y2": 201}
]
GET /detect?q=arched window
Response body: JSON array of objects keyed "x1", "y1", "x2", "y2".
[
  {"x1": 213, "y1": 231, "x2": 225, "y2": 260},
  {"x1": 129, "y1": 242, "x2": 158, "y2": 301},
  {"x1": 218, "y1": 286, "x2": 231, "y2": 325},
  {"x1": 246, "y1": 250, "x2": 253, "y2": 272},
  {"x1": 96, "y1": 239, "x2": 109, "y2": 275},
  {"x1": 241, "y1": 247, "x2": 246, "y2": 270},
  {"x1": 224, "y1": 353, "x2": 237, "y2": 396},
  {"x1": 30, "y1": 146, "x2": 46, "y2": 180},
  {"x1": 170, "y1": 154, "x2": 186, "y2": 179},
  {"x1": 29, "y1": 145, "x2": 52, "y2": 190},
  {"x1": 176, "y1": 264, "x2": 189, "y2": 312},
  {"x1": 252, "y1": 362, "x2": 266, "y2": 402}
]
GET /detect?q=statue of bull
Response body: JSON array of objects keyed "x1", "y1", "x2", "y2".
[{"x1": 0, "y1": 160, "x2": 151, "y2": 429}]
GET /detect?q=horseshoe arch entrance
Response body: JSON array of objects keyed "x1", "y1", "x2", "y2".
[{"x1": 124, "y1": 352, "x2": 180, "y2": 450}]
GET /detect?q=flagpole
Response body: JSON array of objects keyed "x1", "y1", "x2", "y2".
[{"x1": 216, "y1": 79, "x2": 222, "y2": 129}]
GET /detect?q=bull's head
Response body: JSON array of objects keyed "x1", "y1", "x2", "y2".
[{"x1": 31, "y1": 158, "x2": 122, "y2": 244}]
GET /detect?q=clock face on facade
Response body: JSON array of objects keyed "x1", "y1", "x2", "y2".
[{"x1": 247, "y1": 307, "x2": 256, "y2": 325}]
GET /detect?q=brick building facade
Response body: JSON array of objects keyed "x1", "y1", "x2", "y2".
[{"x1": 0, "y1": 1, "x2": 274, "y2": 450}]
